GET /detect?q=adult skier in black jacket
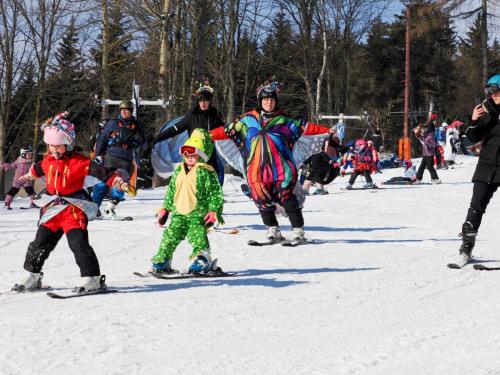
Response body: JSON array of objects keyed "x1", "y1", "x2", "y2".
[
  {"x1": 154, "y1": 83, "x2": 225, "y2": 183},
  {"x1": 457, "y1": 74, "x2": 500, "y2": 262}
]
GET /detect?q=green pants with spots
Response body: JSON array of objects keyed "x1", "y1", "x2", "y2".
[{"x1": 151, "y1": 213, "x2": 209, "y2": 264}]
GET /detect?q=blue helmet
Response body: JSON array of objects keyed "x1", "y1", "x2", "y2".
[{"x1": 485, "y1": 74, "x2": 500, "y2": 95}]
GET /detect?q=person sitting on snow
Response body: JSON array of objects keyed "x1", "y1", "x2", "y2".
[
  {"x1": 300, "y1": 137, "x2": 342, "y2": 195},
  {"x1": 382, "y1": 160, "x2": 417, "y2": 185},
  {"x1": 151, "y1": 129, "x2": 224, "y2": 275}
]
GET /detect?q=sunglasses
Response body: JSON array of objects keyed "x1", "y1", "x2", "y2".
[
  {"x1": 485, "y1": 84, "x2": 500, "y2": 95},
  {"x1": 180, "y1": 146, "x2": 198, "y2": 157}
]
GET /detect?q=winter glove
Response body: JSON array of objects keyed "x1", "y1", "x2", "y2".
[
  {"x1": 156, "y1": 208, "x2": 169, "y2": 227},
  {"x1": 430, "y1": 113, "x2": 438, "y2": 121},
  {"x1": 204, "y1": 211, "x2": 218, "y2": 228}
]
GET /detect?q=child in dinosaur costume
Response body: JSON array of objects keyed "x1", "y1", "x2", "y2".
[{"x1": 151, "y1": 129, "x2": 224, "y2": 274}]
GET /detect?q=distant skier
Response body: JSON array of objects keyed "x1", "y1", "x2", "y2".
[
  {"x1": 413, "y1": 114, "x2": 441, "y2": 184},
  {"x1": 1, "y1": 146, "x2": 36, "y2": 210},
  {"x1": 382, "y1": 160, "x2": 416, "y2": 185},
  {"x1": 151, "y1": 129, "x2": 224, "y2": 275},
  {"x1": 12, "y1": 112, "x2": 131, "y2": 293},
  {"x1": 344, "y1": 139, "x2": 377, "y2": 190},
  {"x1": 454, "y1": 74, "x2": 500, "y2": 265},
  {"x1": 210, "y1": 79, "x2": 333, "y2": 243},
  {"x1": 340, "y1": 140, "x2": 356, "y2": 176},
  {"x1": 444, "y1": 120, "x2": 462, "y2": 165}
]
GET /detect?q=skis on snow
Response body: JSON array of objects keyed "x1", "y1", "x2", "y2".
[
  {"x1": 247, "y1": 238, "x2": 327, "y2": 247},
  {"x1": 47, "y1": 288, "x2": 118, "y2": 299}
]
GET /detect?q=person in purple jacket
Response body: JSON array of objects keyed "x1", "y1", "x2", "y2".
[{"x1": 413, "y1": 114, "x2": 441, "y2": 184}]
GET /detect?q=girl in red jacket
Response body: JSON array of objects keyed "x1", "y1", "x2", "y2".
[{"x1": 12, "y1": 113, "x2": 130, "y2": 293}]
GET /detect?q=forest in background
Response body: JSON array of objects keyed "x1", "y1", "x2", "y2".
[{"x1": 0, "y1": 0, "x2": 499, "y2": 194}]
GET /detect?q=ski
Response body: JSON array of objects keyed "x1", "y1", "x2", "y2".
[
  {"x1": 97, "y1": 216, "x2": 133, "y2": 221},
  {"x1": 47, "y1": 288, "x2": 118, "y2": 299},
  {"x1": 247, "y1": 239, "x2": 284, "y2": 246},
  {"x1": 149, "y1": 270, "x2": 237, "y2": 280},
  {"x1": 473, "y1": 264, "x2": 500, "y2": 271},
  {"x1": 7, "y1": 285, "x2": 52, "y2": 294},
  {"x1": 133, "y1": 270, "x2": 180, "y2": 278},
  {"x1": 211, "y1": 227, "x2": 240, "y2": 235},
  {"x1": 20, "y1": 205, "x2": 39, "y2": 210},
  {"x1": 281, "y1": 239, "x2": 328, "y2": 247},
  {"x1": 447, "y1": 254, "x2": 472, "y2": 269}
]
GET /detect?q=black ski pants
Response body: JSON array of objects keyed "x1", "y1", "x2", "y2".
[
  {"x1": 7, "y1": 185, "x2": 35, "y2": 197},
  {"x1": 465, "y1": 181, "x2": 500, "y2": 230},
  {"x1": 416, "y1": 156, "x2": 439, "y2": 181},
  {"x1": 260, "y1": 196, "x2": 304, "y2": 229},
  {"x1": 348, "y1": 169, "x2": 373, "y2": 185},
  {"x1": 24, "y1": 226, "x2": 100, "y2": 276}
]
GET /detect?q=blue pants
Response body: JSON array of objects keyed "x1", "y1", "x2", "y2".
[{"x1": 92, "y1": 182, "x2": 125, "y2": 207}]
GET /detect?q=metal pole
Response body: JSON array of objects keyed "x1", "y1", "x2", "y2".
[{"x1": 404, "y1": 5, "x2": 410, "y2": 140}]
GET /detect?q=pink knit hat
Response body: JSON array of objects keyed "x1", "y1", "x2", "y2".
[{"x1": 42, "y1": 112, "x2": 76, "y2": 146}]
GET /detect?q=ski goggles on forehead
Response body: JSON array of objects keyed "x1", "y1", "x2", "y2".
[
  {"x1": 485, "y1": 84, "x2": 500, "y2": 95},
  {"x1": 180, "y1": 145, "x2": 197, "y2": 157}
]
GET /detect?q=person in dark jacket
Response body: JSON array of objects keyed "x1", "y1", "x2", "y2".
[
  {"x1": 92, "y1": 100, "x2": 146, "y2": 216},
  {"x1": 153, "y1": 83, "x2": 225, "y2": 184},
  {"x1": 413, "y1": 114, "x2": 440, "y2": 184},
  {"x1": 300, "y1": 137, "x2": 342, "y2": 195},
  {"x1": 456, "y1": 74, "x2": 500, "y2": 262}
]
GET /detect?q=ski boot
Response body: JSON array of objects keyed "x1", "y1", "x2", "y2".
[
  {"x1": 292, "y1": 227, "x2": 307, "y2": 243},
  {"x1": 151, "y1": 259, "x2": 177, "y2": 275},
  {"x1": 103, "y1": 200, "x2": 117, "y2": 219},
  {"x1": 363, "y1": 182, "x2": 377, "y2": 189},
  {"x1": 12, "y1": 272, "x2": 43, "y2": 292},
  {"x1": 458, "y1": 221, "x2": 477, "y2": 263},
  {"x1": 5, "y1": 195, "x2": 12, "y2": 210},
  {"x1": 313, "y1": 188, "x2": 328, "y2": 195},
  {"x1": 72, "y1": 275, "x2": 107, "y2": 294},
  {"x1": 188, "y1": 250, "x2": 213, "y2": 274},
  {"x1": 266, "y1": 226, "x2": 284, "y2": 242},
  {"x1": 431, "y1": 179, "x2": 442, "y2": 184},
  {"x1": 413, "y1": 179, "x2": 423, "y2": 185},
  {"x1": 344, "y1": 183, "x2": 353, "y2": 190}
]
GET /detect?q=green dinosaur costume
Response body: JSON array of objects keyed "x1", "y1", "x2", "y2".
[{"x1": 151, "y1": 129, "x2": 224, "y2": 264}]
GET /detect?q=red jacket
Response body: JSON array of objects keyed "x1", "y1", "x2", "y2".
[{"x1": 31, "y1": 152, "x2": 116, "y2": 196}]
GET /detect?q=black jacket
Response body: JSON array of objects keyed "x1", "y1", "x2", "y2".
[
  {"x1": 465, "y1": 101, "x2": 500, "y2": 183},
  {"x1": 96, "y1": 116, "x2": 146, "y2": 161},
  {"x1": 154, "y1": 106, "x2": 224, "y2": 144}
]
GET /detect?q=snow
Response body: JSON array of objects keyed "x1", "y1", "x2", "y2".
[{"x1": 1, "y1": 154, "x2": 500, "y2": 375}]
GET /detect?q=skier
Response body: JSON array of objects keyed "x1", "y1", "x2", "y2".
[
  {"x1": 345, "y1": 139, "x2": 377, "y2": 189},
  {"x1": 367, "y1": 139, "x2": 380, "y2": 173},
  {"x1": 151, "y1": 129, "x2": 224, "y2": 274},
  {"x1": 1, "y1": 146, "x2": 37, "y2": 209},
  {"x1": 92, "y1": 100, "x2": 146, "y2": 218},
  {"x1": 300, "y1": 137, "x2": 342, "y2": 195},
  {"x1": 444, "y1": 120, "x2": 462, "y2": 165},
  {"x1": 454, "y1": 74, "x2": 500, "y2": 264},
  {"x1": 413, "y1": 114, "x2": 441, "y2": 184},
  {"x1": 340, "y1": 140, "x2": 355, "y2": 176},
  {"x1": 12, "y1": 112, "x2": 131, "y2": 293},
  {"x1": 153, "y1": 82, "x2": 226, "y2": 184},
  {"x1": 210, "y1": 80, "x2": 333, "y2": 243},
  {"x1": 382, "y1": 160, "x2": 416, "y2": 185}
]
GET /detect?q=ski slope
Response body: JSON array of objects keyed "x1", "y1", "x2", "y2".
[{"x1": 1, "y1": 155, "x2": 499, "y2": 375}]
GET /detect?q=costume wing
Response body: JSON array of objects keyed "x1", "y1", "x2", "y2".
[
  {"x1": 215, "y1": 139, "x2": 245, "y2": 176},
  {"x1": 293, "y1": 134, "x2": 329, "y2": 166},
  {"x1": 151, "y1": 117, "x2": 188, "y2": 179}
]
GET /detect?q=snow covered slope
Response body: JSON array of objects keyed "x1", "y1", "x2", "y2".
[{"x1": 1, "y1": 155, "x2": 499, "y2": 375}]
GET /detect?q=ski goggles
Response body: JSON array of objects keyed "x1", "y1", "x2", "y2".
[
  {"x1": 179, "y1": 145, "x2": 198, "y2": 157},
  {"x1": 485, "y1": 83, "x2": 500, "y2": 95}
]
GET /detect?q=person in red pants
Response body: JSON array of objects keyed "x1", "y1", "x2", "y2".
[{"x1": 12, "y1": 112, "x2": 130, "y2": 293}]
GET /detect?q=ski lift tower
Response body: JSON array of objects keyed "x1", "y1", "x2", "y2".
[
  {"x1": 100, "y1": 80, "x2": 175, "y2": 117},
  {"x1": 317, "y1": 112, "x2": 372, "y2": 144}
]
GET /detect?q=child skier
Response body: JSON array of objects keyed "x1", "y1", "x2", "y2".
[
  {"x1": 340, "y1": 141, "x2": 355, "y2": 176},
  {"x1": 300, "y1": 137, "x2": 341, "y2": 195},
  {"x1": 413, "y1": 116, "x2": 441, "y2": 184},
  {"x1": 345, "y1": 139, "x2": 377, "y2": 189},
  {"x1": 12, "y1": 112, "x2": 130, "y2": 293},
  {"x1": 151, "y1": 129, "x2": 224, "y2": 275},
  {"x1": 1, "y1": 146, "x2": 37, "y2": 209}
]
